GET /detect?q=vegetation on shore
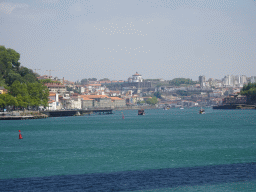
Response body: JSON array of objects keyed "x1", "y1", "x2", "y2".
[
  {"x1": 0, "y1": 45, "x2": 49, "y2": 111},
  {"x1": 240, "y1": 83, "x2": 256, "y2": 102}
]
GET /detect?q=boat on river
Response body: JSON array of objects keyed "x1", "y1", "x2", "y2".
[
  {"x1": 138, "y1": 109, "x2": 145, "y2": 115},
  {"x1": 199, "y1": 107, "x2": 205, "y2": 114}
]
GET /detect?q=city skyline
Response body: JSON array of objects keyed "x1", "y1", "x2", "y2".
[{"x1": 0, "y1": 0, "x2": 256, "y2": 81}]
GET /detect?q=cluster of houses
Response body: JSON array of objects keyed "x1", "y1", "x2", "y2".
[
  {"x1": 41, "y1": 72, "x2": 154, "y2": 111},
  {"x1": 45, "y1": 83, "x2": 127, "y2": 110},
  {"x1": 36, "y1": 73, "x2": 253, "y2": 110}
]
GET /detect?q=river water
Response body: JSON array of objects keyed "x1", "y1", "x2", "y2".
[{"x1": 1, "y1": 108, "x2": 256, "y2": 191}]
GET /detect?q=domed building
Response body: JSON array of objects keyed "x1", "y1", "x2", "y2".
[
  {"x1": 122, "y1": 72, "x2": 152, "y2": 95},
  {"x1": 132, "y1": 72, "x2": 143, "y2": 83}
]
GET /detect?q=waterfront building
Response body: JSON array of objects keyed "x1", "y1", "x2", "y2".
[{"x1": 80, "y1": 95, "x2": 126, "y2": 109}]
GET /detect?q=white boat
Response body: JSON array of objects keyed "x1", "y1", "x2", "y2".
[{"x1": 199, "y1": 107, "x2": 205, "y2": 114}]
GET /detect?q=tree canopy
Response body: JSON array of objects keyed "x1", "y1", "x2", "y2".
[
  {"x1": 153, "y1": 91, "x2": 162, "y2": 99},
  {"x1": 39, "y1": 79, "x2": 61, "y2": 84},
  {"x1": 240, "y1": 83, "x2": 256, "y2": 102},
  {"x1": 0, "y1": 45, "x2": 49, "y2": 110},
  {"x1": 0, "y1": 45, "x2": 38, "y2": 86},
  {"x1": 146, "y1": 96, "x2": 158, "y2": 105},
  {"x1": 169, "y1": 78, "x2": 197, "y2": 86},
  {"x1": 99, "y1": 78, "x2": 110, "y2": 81}
]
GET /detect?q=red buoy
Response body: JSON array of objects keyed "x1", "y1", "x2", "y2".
[{"x1": 19, "y1": 130, "x2": 23, "y2": 139}]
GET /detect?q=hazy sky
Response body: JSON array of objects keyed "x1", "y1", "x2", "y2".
[{"x1": 0, "y1": 0, "x2": 255, "y2": 81}]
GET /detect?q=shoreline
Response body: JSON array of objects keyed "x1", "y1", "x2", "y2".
[{"x1": 213, "y1": 104, "x2": 256, "y2": 110}]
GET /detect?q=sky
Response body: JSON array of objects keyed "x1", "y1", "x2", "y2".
[{"x1": 0, "y1": 0, "x2": 255, "y2": 82}]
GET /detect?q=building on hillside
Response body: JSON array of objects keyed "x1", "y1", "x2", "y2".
[
  {"x1": 130, "y1": 72, "x2": 143, "y2": 82},
  {"x1": 47, "y1": 92, "x2": 61, "y2": 110},
  {"x1": 122, "y1": 72, "x2": 152, "y2": 94},
  {"x1": 199, "y1": 75, "x2": 206, "y2": 87},
  {"x1": 45, "y1": 83, "x2": 66, "y2": 93}
]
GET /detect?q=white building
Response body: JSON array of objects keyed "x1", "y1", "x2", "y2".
[{"x1": 131, "y1": 72, "x2": 143, "y2": 82}]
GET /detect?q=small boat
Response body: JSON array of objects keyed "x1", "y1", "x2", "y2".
[
  {"x1": 199, "y1": 107, "x2": 205, "y2": 114},
  {"x1": 180, "y1": 107, "x2": 184, "y2": 110},
  {"x1": 138, "y1": 109, "x2": 145, "y2": 115},
  {"x1": 163, "y1": 106, "x2": 170, "y2": 110}
]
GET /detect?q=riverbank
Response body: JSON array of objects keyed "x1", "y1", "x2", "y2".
[
  {"x1": 114, "y1": 105, "x2": 157, "y2": 111},
  {"x1": 213, "y1": 104, "x2": 256, "y2": 110},
  {"x1": 0, "y1": 106, "x2": 157, "y2": 120},
  {"x1": 0, "y1": 111, "x2": 48, "y2": 120}
]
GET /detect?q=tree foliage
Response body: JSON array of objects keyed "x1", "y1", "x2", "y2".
[
  {"x1": 0, "y1": 45, "x2": 50, "y2": 110},
  {"x1": 39, "y1": 79, "x2": 61, "y2": 84},
  {"x1": 169, "y1": 78, "x2": 197, "y2": 86},
  {"x1": 146, "y1": 96, "x2": 158, "y2": 105},
  {"x1": 240, "y1": 83, "x2": 256, "y2": 101},
  {"x1": 80, "y1": 78, "x2": 88, "y2": 85},
  {"x1": 99, "y1": 78, "x2": 110, "y2": 81},
  {"x1": 154, "y1": 91, "x2": 162, "y2": 99},
  {"x1": 88, "y1": 78, "x2": 97, "y2": 81},
  {"x1": 0, "y1": 46, "x2": 38, "y2": 86}
]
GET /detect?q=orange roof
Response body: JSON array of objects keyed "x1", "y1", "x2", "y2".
[
  {"x1": 80, "y1": 95, "x2": 110, "y2": 99},
  {"x1": 89, "y1": 84, "x2": 101, "y2": 86},
  {"x1": 82, "y1": 98, "x2": 94, "y2": 101},
  {"x1": 110, "y1": 97, "x2": 124, "y2": 101},
  {"x1": 49, "y1": 93, "x2": 56, "y2": 96},
  {"x1": 99, "y1": 81, "x2": 111, "y2": 84}
]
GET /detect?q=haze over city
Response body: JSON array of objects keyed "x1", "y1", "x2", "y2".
[{"x1": 0, "y1": 0, "x2": 255, "y2": 81}]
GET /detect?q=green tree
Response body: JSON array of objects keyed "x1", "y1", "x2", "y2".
[
  {"x1": 27, "y1": 82, "x2": 49, "y2": 108},
  {"x1": 0, "y1": 78, "x2": 5, "y2": 86},
  {"x1": 99, "y1": 78, "x2": 110, "y2": 81},
  {"x1": 88, "y1": 78, "x2": 97, "y2": 81},
  {"x1": 154, "y1": 91, "x2": 162, "y2": 99},
  {"x1": 5, "y1": 94, "x2": 18, "y2": 110},
  {"x1": 137, "y1": 100, "x2": 145, "y2": 104},
  {"x1": 0, "y1": 46, "x2": 50, "y2": 110},
  {"x1": 80, "y1": 78, "x2": 88, "y2": 85},
  {"x1": 16, "y1": 94, "x2": 28, "y2": 109},
  {"x1": 169, "y1": 78, "x2": 197, "y2": 86},
  {"x1": 240, "y1": 83, "x2": 256, "y2": 102},
  {"x1": 39, "y1": 79, "x2": 61, "y2": 84},
  {"x1": 146, "y1": 96, "x2": 158, "y2": 105},
  {"x1": 0, "y1": 99, "x2": 6, "y2": 111},
  {"x1": 7, "y1": 48, "x2": 21, "y2": 71},
  {"x1": 9, "y1": 80, "x2": 28, "y2": 97},
  {"x1": 0, "y1": 46, "x2": 12, "y2": 79},
  {"x1": 5, "y1": 71, "x2": 23, "y2": 85}
]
